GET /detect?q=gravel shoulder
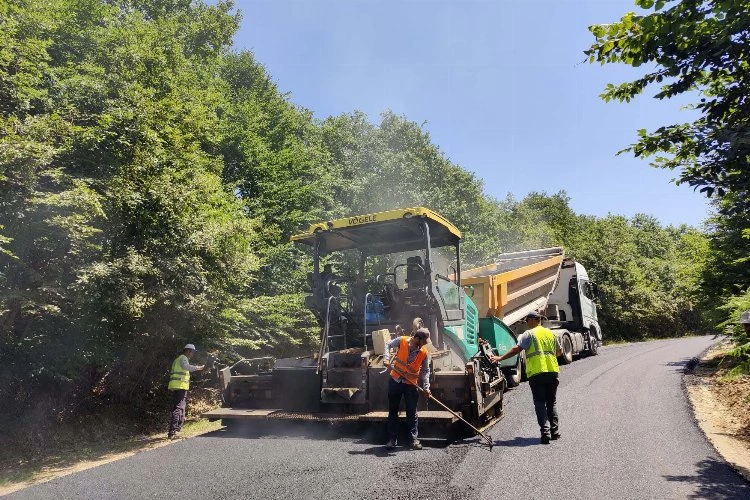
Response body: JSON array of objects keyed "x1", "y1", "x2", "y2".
[{"x1": 685, "y1": 336, "x2": 750, "y2": 482}]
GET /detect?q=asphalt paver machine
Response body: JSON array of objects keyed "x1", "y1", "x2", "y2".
[{"x1": 204, "y1": 207, "x2": 507, "y2": 430}]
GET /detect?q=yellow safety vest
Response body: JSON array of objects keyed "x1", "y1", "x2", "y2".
[
  {"x1": 524, "y1": 326, "x2": 560, "y2": 378},
  {"x1": 168, "y1": 355, "x2": 190, "y2": 390}
]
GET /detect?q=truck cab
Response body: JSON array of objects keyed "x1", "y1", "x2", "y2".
[{"x1": 547, "y1": 259, "x2": 601, "y2": 342}]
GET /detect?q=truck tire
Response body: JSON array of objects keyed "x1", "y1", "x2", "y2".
[
  {"x1": 504, "y1": 355, "x2": 523, "y2": 387},
  {"x1": 587, "y1": 329, "x2": 600, "y2": 356},
  {"x1": 559, "y1": 335, "x2": 573, "y2": 365}
]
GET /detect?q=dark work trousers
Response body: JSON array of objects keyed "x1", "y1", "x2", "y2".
[
  {"x1": 387, "y1": 377, "x2": 419, "y2": 442},
  {"x1": 528, "y1": 372, "x2": 559, "y2": 437},
  {"x1": 168, "y1": 389, "x2": 187, "y2": 437}
]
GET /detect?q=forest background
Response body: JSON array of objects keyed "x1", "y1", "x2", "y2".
[{"x1": 1, "y1": 0, "x2": 748, "y2": 448}]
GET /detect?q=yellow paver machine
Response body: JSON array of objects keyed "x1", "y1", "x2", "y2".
[{"x1": 204, "y1": 208, "x2": 600, "y2": 431}]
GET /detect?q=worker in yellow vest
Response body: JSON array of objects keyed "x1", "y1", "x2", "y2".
[
  {"x1": 382, "y1": 328, "x2": 432, "y2": 450},
  {"x1": 167, "y1": 344, "x2": 205, "y2": 439},
  {"x1": 491, "y1": 311, "x2": 563, "y2": 444}
]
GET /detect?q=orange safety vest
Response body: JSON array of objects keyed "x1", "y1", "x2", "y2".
[{"x1": 390, "y1": 336, "x2": 428, "y2": 385}]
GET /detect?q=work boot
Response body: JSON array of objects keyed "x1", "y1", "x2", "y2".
[
  {"x1": 411, "y1": 440, "x2": 423, "y2": 450},
  {"x1": 540, "y1": 435, "x2": 551, "y2": 445},
  {"x1": 386, "y1": 438, "x2": 397, "y2": 450},
  {"x1": 551, "y1": 432, "x2": 561, "y2": 441}
]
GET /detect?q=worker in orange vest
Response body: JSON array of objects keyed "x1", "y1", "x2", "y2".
[{"x1": 383, "y1": 328, "x2": 432, "y2": 450}]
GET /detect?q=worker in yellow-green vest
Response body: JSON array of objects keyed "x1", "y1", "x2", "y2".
[
  {"x1": 167, "y1": 344, "x2": 205, "y2": 439},
  {"x1": 491, "y1": 311, "x2": 563, "y2": 444}
]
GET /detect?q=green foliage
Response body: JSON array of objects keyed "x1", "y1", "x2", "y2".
[
  {"x1": 320, "y1": 111, "x2": 514, "y2": 267},
  {"x1": 586, "y1": 0, "x2": 750, "y2": 355},
  {"x1": 216, "y1": 51, "x2": 344, "y2": 296},
  {"x1": 717, "y1": 291, "x2": 750, "y2": 376},
  {"x1": 502, "y1": 195, "x2": 711, "y2": 339},
  {"x1": 220, "y1": 294, "x2": 319, "y2": 358},
  {"x1": 0, "y1": 0, "x2": 722, "y2": 437},
  {"x1": 569, "y1": 216, "x2": 710, "y2": 339},
  {"x1": 586, "y1": 1, "x2": 750, "y2": 214},
  {"x1": 0, "y1": 0, "x2": 258, "y2": 419}
]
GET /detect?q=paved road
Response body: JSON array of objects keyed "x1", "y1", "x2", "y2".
[{"x1": 7, "y1": 336, "x2": 749, "y2": 499}]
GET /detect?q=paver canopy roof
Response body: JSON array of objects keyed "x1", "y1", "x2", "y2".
[{"x1": 291, "y1": 207, "x2": 461, "y2": 255}]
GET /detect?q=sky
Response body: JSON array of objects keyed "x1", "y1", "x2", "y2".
[{"x1": 230, "y1": 0, "x2": 710, "y2": 227}]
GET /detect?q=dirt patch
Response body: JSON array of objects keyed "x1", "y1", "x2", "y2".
[{"x1": 685, "y1": 337, "x2": 750, "y2": 481}]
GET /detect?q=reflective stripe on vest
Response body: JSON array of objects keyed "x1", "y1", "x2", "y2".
[
  {"x1": 525, "y1": 326, "x2": 560, "y2": 378},
  {"x1": 168, "y1": 355, "x2": 190, "y2": 390},
  {"x1": 390, "y1": 336, "x2": 427, "y2": 385}
]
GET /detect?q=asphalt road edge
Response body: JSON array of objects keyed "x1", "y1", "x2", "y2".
[
  {"x1": 682, "y1": 336, "x2": 750, "y2": 484},
  {"x1": 0, "y1": 421, "x2": 221, "y2": 497}
]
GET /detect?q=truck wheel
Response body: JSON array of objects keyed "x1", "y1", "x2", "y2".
[
  {"x1": 559, "y1": 335, "x2": 573, "y2": 365},
  {"x1": 587, "y1": 330, "x2": 600, "y2": 356},
  {"x1": 504, "y1": 355, "x2": 523, "y2": 387}
]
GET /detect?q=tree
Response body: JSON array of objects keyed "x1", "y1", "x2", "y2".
[
  {"x1": 0, "y1": 0, "x2": 261, "y2": 429},
  {"x1": 586, "y1": 0, "x2": 749, "y2": 347},
  {"x1": 586, "y1": 0, "x2": 750, "y2": 217}
]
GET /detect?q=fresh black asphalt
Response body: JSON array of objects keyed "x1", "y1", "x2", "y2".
[{"x1": 6, "y1": 336, "x2": 749, "y2": 499}]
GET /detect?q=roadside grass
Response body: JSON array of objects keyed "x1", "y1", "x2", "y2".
[
  {"x1": 0, "y1": 417, "x2": 222, "y2": 494},
  {"x1": 0, "y1": 388, "x2": 222, "y2": 495}
]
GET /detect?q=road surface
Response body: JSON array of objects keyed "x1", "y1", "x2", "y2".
[{"x1": 7, "y1": 336, "x2": 749, "y2": 499}]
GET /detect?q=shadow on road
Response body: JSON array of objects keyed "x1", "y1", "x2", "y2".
[
  {"x1": 664, "y1": 357, "x2": 700, "y2": 373},
  {"x1": 197, "y1": 421, "x2": 385, "y2": 443},
  {"x1": 196, "y1": 421, "x2": 470, "y2": 449},
  {"x1": 492, "y1": 436, "x2": 541, "y2": 448},
  {"x1": 663, "y1": 457, "x2": 750, "y2": 499},
  {"x1": 197, "y1": 421, "x2": 454, "y2": 446},
  {"x1": 347, "y1": 446, "x2": 396, "y2": 457}
]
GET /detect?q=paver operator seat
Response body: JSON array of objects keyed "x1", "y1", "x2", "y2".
[{"x1": 406, "y1": 256, "x2": 427, "y2": 290}]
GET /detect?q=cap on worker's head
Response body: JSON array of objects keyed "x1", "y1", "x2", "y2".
[
  {"x1": 183, "y1": 344, "x2": 196, "y2": 351},
  {"x1": 741, "y1": 310, "x2": 750, "y2": 324},
  {"x1": 413, "y1": 328, "x2": 431, "y2": 343},
  {"x1": 525, "y1": 311, "x2": 541, "y2": 320}
]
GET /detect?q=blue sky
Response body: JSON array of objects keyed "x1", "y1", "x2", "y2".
[{"x1": 231, "y1": 0, "x2": 710, "y2": 227}]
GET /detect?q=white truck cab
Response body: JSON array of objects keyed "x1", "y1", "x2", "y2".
[{"x1": 545, "y1": 258, "x2": 601, "y2": 362}]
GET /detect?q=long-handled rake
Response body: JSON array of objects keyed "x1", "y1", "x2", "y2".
[{"x1": 387, "y1": 364, "x2": 494, "y2": 450}]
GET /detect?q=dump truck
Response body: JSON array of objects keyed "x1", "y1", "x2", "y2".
[
  {"x1": 461, "y1": 247, "x2": 602, "y2": 387},
  {"x1": 203, "y1": 208, "x2": 600, "y2": 431}
]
